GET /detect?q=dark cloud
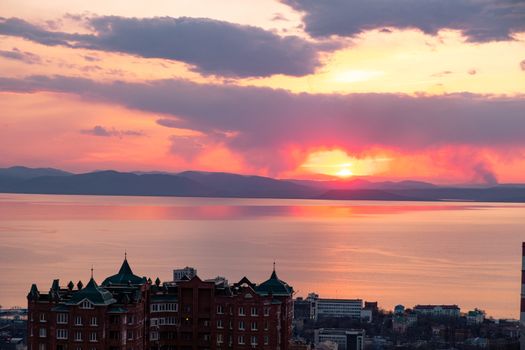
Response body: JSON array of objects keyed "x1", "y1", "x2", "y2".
[
  {"x1": 520, "y1": 59, "x2": 525, "y2": 71},
  {"x1": 2, "y1": 75, "x2": 525, "y2": 172},
  {"x1": 468, "y1": 69, "x2": 477, "y2": 75},
  {"x1": 282, "y1": 0, "x2": 525, "y2": 42},
  {"x1": 0, "y1": 16, "x2": 332, "y2": 77},
  {"x1": 0, "y1": 47, "x2": 41, "y2": 64},
  {"x1": 80, "y1": 125, "x2": 144, "y2": 138}
]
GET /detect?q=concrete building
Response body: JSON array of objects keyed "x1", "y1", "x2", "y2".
[
  {"x1": 27, "y1": 258, "x2": 294, "y2": 350},
  {"x1": 307, "y1": 295, "x2": 362, "y2": 320},
  {"x1": 315, "y1": 340, "x2": 338, "y2": 350},
  {"x1": 173, "y1": 266, "x2": 197, "y2": 282},
  {"x1": 413, "y1": 304, "x2": 460, "y2": 317},
  {"x1": 467, "y1": 309, "x2": 486, "y2": 325},
  {"x1": 314, "y1": 329, "x2": 364, "y2": 350}
]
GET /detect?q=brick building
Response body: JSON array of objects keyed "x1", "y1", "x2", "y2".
[{"x1": 27, "y1": 258, "x2": 294, "y2": 350}]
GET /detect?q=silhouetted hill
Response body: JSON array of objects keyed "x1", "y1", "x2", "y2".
[
  {"x1": 0, "y1": 170, "x2": 209, "y2": 197},
  {"x1": 177, "y1": 171, "x2": 318, "y2": 198},
  {"x1": 0, "y1": 166, "x2": 71, "y2": 179},
  {"x1": 289, "y1": 178, "x2": 436, "y2": 190},
  {"x1": 1, "y1": 166, "x2": 525, "y2": 202},
  {"x1": 318, "y1": 189, "x2": 423, "y2": 201}
]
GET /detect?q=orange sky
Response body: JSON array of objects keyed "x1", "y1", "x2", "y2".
[{"x1": 0, "y1": 0, "x2": 524, "y2": 183}]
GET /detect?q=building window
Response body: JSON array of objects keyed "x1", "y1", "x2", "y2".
[
  {"x1": 217, "y1": 333, "x2": 223, "y2": 344},
  {"x1": 89, "y1": 332, "x2": 97, "y2": 342},
  {"x1": 127, "y1": 331, "x2": 133, "y2": 340},
  {"x1": 264, "y1": 335, "x2": 269, "y2": 345},
  {"x1": 39, "y1": 313, "x2": 47, "y2": 322},
  {"x1": 238, "y1": 335, "x2": 245, "y2": 345},
  {"x1": 239, "y1": 320, "x2": 245, "y2": 330},
  {"x1": 80, "y1": 300, "x2": 93, "y2": 309},
  {"x1": 264, "y1": 320, "x2": 269, "y2": 330},
  {"x1": 217, "y1": 305, "x2": 224, "y2": 314},
  {"x1": 75, "y1": 316, "x2": 82, "y2": 325},
  {"x1": 251, "y1": 321, "x2": 258, "y2": 331},
  {"x1": 264, "y1": 307, "x2": 270, "y2": 316},
  {"x1": 217, "y1": 319, "x2": 223, "y2": 329},
  {"x1": 57, "y1": 329, "x2": 68, "y2": 339},
  {"x1": 90, "y1": 317, "x2": 98, "y2": 326},
  {"x1": 229, "y1": 320, "x2": 233, "y2": 330},
  {"x1": 150, "y1": 332, "x2": 159, "y2": 341},
  {"x1": 151, "y1": 318, "x2": 158, "y2": 326},
  {"x1": 39, "y1": 344, "x2": 46, "y2": 350},
  {"x1": 251, "y1": 307, "x2": 258, "y2": 316},
  {"x1": 75, "y1": 331, "x2": 82, "y2": 341},
  {"x1": 238, "y1": 307, "x2": 245, "y2": 316},
  {"x1": 251, "y1": 336, "x2": 258, "y2": 346},
  {"x1": 57, "y1": 313, "x2": 68, "y2": 324},
  {"x1": 39, "y1": 328, "x2": 46, "y2": 338}
]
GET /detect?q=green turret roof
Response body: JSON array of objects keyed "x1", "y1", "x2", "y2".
[
  {"x1": 255, "y1": 267, "x2": 293, "y2": 297},
  {"x1": 101, "y1": 258, "x2": 146, "y2": 286},
  {"x1": 67, "y1": 278, "x2": 116, "y2": 305}
]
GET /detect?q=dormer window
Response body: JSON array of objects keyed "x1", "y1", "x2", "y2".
[{"x1": 80, "y1": 300, "x2": 93, "y2": 309}]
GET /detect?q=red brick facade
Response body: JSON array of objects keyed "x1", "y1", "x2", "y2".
[{"x1": 27, "y1": 260, "x2": 293, "y2": 350}]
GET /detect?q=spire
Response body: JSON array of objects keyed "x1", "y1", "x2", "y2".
[
  {"x1": 124, "y1": 249, "x2": 127, "y2": 260},
  {"x1": 271, "y1": 261, "x2": 278, "y2": 280},
  {"x1": 118, "y1": 258, "x2": 133, "y2": 275},
  {"x1": 91, "y1": 265, "x2": 94, "y2": 279}
]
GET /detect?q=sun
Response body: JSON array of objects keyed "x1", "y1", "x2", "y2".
[{"x1": 335, "y1": 168, "x2": 353, "y2": 178}]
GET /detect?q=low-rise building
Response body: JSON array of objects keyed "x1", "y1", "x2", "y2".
[
  {"x1": 466, "y1": 309, "x2": 485, "y2": 325},
  {"x1": 314, "y1": 329, "x2": 364, "y2": 350},
  {"x1": 413, "y1": 304, "x2": 460, "y2": 317}
]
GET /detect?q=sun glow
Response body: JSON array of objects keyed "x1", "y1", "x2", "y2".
[
  {"x1": 301, "y1": 149, "x2": 392, "y2": 178},
  {"x1": 335, "y1": 168, "x2": 353, "y2": 178}
]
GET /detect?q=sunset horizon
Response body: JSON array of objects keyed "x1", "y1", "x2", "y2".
[{"x1": 2, "y1": 1, "x2": 525, "y2": 349}]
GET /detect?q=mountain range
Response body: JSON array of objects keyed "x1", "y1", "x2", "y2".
[{"x1": 1, "y1": 166, "x2": 525, "y2": 202}]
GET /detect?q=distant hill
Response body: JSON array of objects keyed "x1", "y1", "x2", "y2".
[
  {"x1": 178, "y1": 171, "x2": 317, "y2": 198},
  {"x1": 288, "y1": 178, "x2": 436, "y2": 190},
  {"x1": 1, "y1": 166, "x2": 525, "y2": 202},
  {"x1": 318, "y1": 189, "x2": 424, "y2": 201},
  {"x1": 0, "y1": 166, "x2": 71, "y2": 179}
]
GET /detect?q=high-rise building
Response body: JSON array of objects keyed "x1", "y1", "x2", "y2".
[{"x1": 27, "y1": 258, "x2": 294, "y2": 350}]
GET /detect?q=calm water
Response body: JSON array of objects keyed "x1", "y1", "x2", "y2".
[{"x1": 1, "y1": 193, "x2": 524, "y2": 318}]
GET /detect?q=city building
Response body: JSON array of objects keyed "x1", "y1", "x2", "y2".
[
  {"x1": 314, "y1": 329, "x2": 364, "y2": 350},
  {"x1": 466, "y1": 309, "x2": 486, "y2": 325},
  {"x1": 293, "y1": 298, "x2": 313, "y2": 321},
  {"x1": 27, "y1": 257, "x2": 294, "y2": 350},
  {"x1": 306, "y1": 295, "x2": 362, "y2": 320},
  {"x1": 413, "y1": 304, "x2": 461, "y2": 317},
  {"x1": 173, "y1": 267, "x2": 197, "y2": 282},
  {"x1": 520, "y1": 242, "x2": 525, "y2": 350}
]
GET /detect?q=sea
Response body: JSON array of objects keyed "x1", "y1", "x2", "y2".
[{"x1": 0, "y1": 193, "x2": 524, "y2": 319}]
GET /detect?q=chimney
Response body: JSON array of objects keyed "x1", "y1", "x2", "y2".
[{"x1": 520, "y1": 242, "x2": 525, "y2": 350}]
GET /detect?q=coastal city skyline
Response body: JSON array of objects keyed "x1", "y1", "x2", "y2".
[
  {"x1": 1, "y1": 0, "x2": 525, "y2": 349},
  {"x1": 1, "y1": 0, "x2": 525, "y2": 183}
]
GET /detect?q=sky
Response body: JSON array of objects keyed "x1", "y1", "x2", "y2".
[{"x1": 0, "y1": 0, "x2": 524, "y2": 183}]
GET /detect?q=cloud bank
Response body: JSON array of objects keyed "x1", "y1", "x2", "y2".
[
  {"x1": 282, "y1": 0, "x2": 525, "y2": 42},
  {"x1": 1, "y1": 75, "x2": 524, "y2": 173},
  {"x1": 0, "y1": 16, "x2": 330, "y2": 77}
]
